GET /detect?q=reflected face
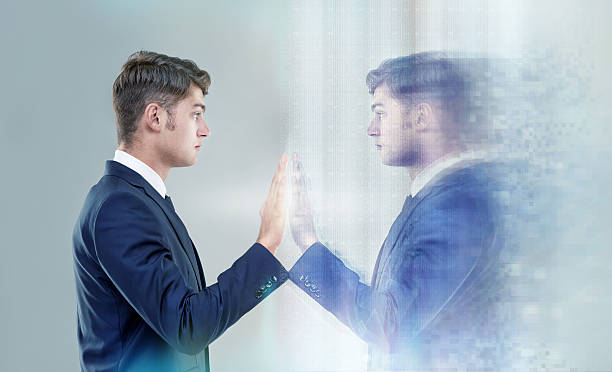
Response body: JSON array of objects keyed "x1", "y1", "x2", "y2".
[
  {"x1": 367, "y1": 84, "x2": 418, "y2": 166},
  {"x1": 161, "y1": 84, "x2": 210, "y2": 167}
]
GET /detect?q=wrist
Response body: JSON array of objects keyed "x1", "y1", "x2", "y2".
[{"x1": 256, "y1": 238, "x2": 278, "y2": 255}]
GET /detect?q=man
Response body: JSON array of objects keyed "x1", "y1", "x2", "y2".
[
  {"x1": 290, "y1": 52, "x2": 505, "y2": 370},
  {"x1": 73, "y1": 51, "x2": 288, "y2": 372}
]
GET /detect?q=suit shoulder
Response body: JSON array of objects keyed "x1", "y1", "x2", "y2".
[
  {"x1": 95, "y1": 187, "x2": 155, "y2": 222},
  {"x1": 430, "y1": 162, "x2": 503, "y2": 199},
  {"x1": 80, "y1": 176, "x2": 150, "y2": 222},
  {"x1": 73, "y1": 175, "x2": 147, "y2": 257},
  {"x1": 414, "y1": 163, "x2": 501, "y2": 221},
  {"x1": 443, "y1": 162, "x2": 494, "y2": 185}
]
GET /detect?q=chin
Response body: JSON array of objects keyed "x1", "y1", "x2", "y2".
[
  {"x1": 185, "y1": 152, "x2": 199, "y2": 166},
  {"x1": 381, "y1": 158, "x2": 404, "y2": 167},
  {"x1": 380, "y1": 151, "x2": 416, "y2": 167},
  {"x1": 379, "y1": 152, "x2": 401, "y2": 167},
  {"x1": 174, "y1": 157, "x2": 197, "y2": 168}
]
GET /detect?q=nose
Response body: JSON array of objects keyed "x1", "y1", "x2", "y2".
[
  {"x1": 367, "y1": 117, "x2": 379, "y2": 137},
  {"x1": 198, "y1": 119, "x2": 210, "y2": 137}
]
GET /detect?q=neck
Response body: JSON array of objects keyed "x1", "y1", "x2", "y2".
[{"x1": 118, "y1": 144, "x2": 170, "y2": 181}]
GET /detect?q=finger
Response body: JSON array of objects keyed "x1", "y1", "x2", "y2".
[
  {"x1": 293, "y1": 183, "x2": 307, "y2": 211},
  {"x1": 298, "y1": 172, "x2": 309, "y2": 204},
  {"x1": 269, "y1": 174, "x2": 278, "y2": 197},
  {"x1": 293, "y1": 155, "x2": 303, "y2": 182},
  {"x1": 268, "y1": 178, "x2": 286, "y2": 212},
  {"x1": 292, "y1": 157, "x2": 307, "y2": 195},
  {"x1": 291, "y1": 156, "x2": 304, "y2": 200},
  {"x1": 274, "y1": 174, "x2": 287, "y2": 204},
  {"x1": 292, "y1": 174, "x2": 302, "y2": 202},
  {"x1": 273, "y1": 153, "x2": 287, "y2": 185},
  {"x1": 274, "y1": 154, "x2": 288, "y2": 195},
  {"x1": 292, "y1": 153, "x2": 300, "y2": 173},
  {"x1": 277, "y1": 174, "x2": 287, "y2": 202},
  {"x1": 279, "y1": 153, "x2": 288, "y2": 173},
  {"x1": 290, "y1": 155, "x2": 313, "y2": 213},
  {"x1": 268, "y1": 157, "x2": 284, "y2": 197},
  {"x1": 272, "y1": 153, "x2": 288, "y2": 188}
]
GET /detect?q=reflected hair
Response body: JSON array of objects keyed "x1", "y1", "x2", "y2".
[
  {"x1": 112, "y1": 51, "x2": 211, "y2": 146},
  {"x1": 366, "y1": 52, "x2": 467, "y2": 120}
]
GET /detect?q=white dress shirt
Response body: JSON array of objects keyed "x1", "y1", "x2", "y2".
[
  {"x1": 113, "y1": 150, "x2": 167, "y2": 198},
  {"x1": 410, "y1": 150, "x2": 486, "y2": 197}
]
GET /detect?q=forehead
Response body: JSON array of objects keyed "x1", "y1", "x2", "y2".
[{"x1": 372, "y1": 84, "x2": 401, "y2": 108}]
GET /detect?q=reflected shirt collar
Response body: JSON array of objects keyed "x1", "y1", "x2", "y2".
[
  {"x1": 113, "y1": 150, "x2": 167, "y2": 198},
  {"x1": 410, "y1": 150, "x2": 486, "y2": 197}
]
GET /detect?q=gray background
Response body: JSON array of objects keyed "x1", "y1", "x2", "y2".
[{"x1": 1, "y1": 1, "x2": 611, "y2": 371}]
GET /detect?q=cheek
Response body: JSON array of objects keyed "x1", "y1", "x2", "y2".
[
  {"x1": 179, "y1": 124, "x2": 194, "y2": 141},
  {"x1": 381, "y1": 124, "x2": 403, "y2": 143},
  {"x1": 382, "y1": 117, "x2": 404, "y2": 136},
  {"x1": 379, "y1": 122, "x2": 391, "y2": 137}
]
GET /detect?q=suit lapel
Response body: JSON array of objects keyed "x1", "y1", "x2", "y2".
[
  {"x1": 371, "y1": 161, "x2": 486, "y2": 288},
  {"x1": 372, "y1": 196, "x2": 410, "y2": 287},
  {"x1": 105, "y1": 161, "x2": 203, "y2": 290},
  {"x1": 372, "y1": 186, "x2": 437, "y2": 288},
  {"x1": 144, "y1": 188, "x2": 203, "y2": 290}
]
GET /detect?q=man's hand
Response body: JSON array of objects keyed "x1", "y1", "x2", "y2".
[
  {"x1": 257, "y1": 154, "x2": 288, "y2": 255},
  {"x1": 290, "y1": 154, "x2": 318, "y2": 253}
]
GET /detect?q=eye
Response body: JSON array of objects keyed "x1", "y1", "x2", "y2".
[
  {"x1": 193, "y1": 112, "x2": 202, "y2": 120},
  {"x1": 375, "y1": 111, "x2": 385, "y2": 119}
]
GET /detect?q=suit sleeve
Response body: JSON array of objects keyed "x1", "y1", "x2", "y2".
[
  {"x1": 93, "y1": 192, "x2": 288, "y2": 355},
  {"x1": 289, "y1": 186, "x2": 491, "y2": 350}
]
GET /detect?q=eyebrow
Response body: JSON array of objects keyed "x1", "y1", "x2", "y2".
[
  {"x1": 371, "y1": 103, "x2": 383, "y2": 111},
  {"x1": 193, "y1": 104, "x2": 206, "y2": 112}
]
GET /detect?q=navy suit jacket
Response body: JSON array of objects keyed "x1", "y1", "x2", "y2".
[
  {"x1": 290, "y1": 161, "x2": 505, "y2": 370},
  {"x1": 73, "y1": 161, "x2": 288, "y2": 372}
]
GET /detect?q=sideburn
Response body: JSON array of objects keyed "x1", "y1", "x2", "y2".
[{"x1": 165, "y1": 111, "x2": 176, "y2": 130}]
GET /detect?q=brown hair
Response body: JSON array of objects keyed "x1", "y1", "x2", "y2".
[
  {"x1": 112, "y1": 51, "x2": 211, "y2": 145},
  {"x1": 366, "y1": 52, "x2": 467, "y2": 122}
]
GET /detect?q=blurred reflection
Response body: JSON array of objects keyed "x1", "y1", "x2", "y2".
[{"x1": 289, "y1": 52, "x2": 524, "y2": 370}]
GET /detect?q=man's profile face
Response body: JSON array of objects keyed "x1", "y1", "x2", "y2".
[
  {"x1": 367, "y1": 84, "x2": 419, "y2": 166},
  {"x1": 160, "y1": 84, "x2": 210, "y2": 167}
]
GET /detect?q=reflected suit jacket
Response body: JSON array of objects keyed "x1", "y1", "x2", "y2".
[
  {"x1": 290, "y1": 161, "x2": 503, "y2": 370},
  {"x1": 73, "y1": 161, "x2": 288, "y2": 372}
]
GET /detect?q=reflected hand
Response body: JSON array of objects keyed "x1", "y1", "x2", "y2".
[
  {"x1": 256, "y1": 154, "x2": 288, "y2": 255},
  {"x1": 290, "y1": 154, "x2": 318, "y2": 253}
]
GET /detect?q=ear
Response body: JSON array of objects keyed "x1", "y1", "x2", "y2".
[
  {"x1": 142, "y1": 103, "x2": 163, "y2": 133},
  {"x1": 413, "y1": 103, "x2": 433, "y2": 131}
]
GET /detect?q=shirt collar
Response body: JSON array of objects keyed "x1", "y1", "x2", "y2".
[
  {"x1": 113, "y1": 150, "x2": 167, "y2": 198},
  {"x1": 410, "y1": 150, "x2": 487, "y2": 197}
]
